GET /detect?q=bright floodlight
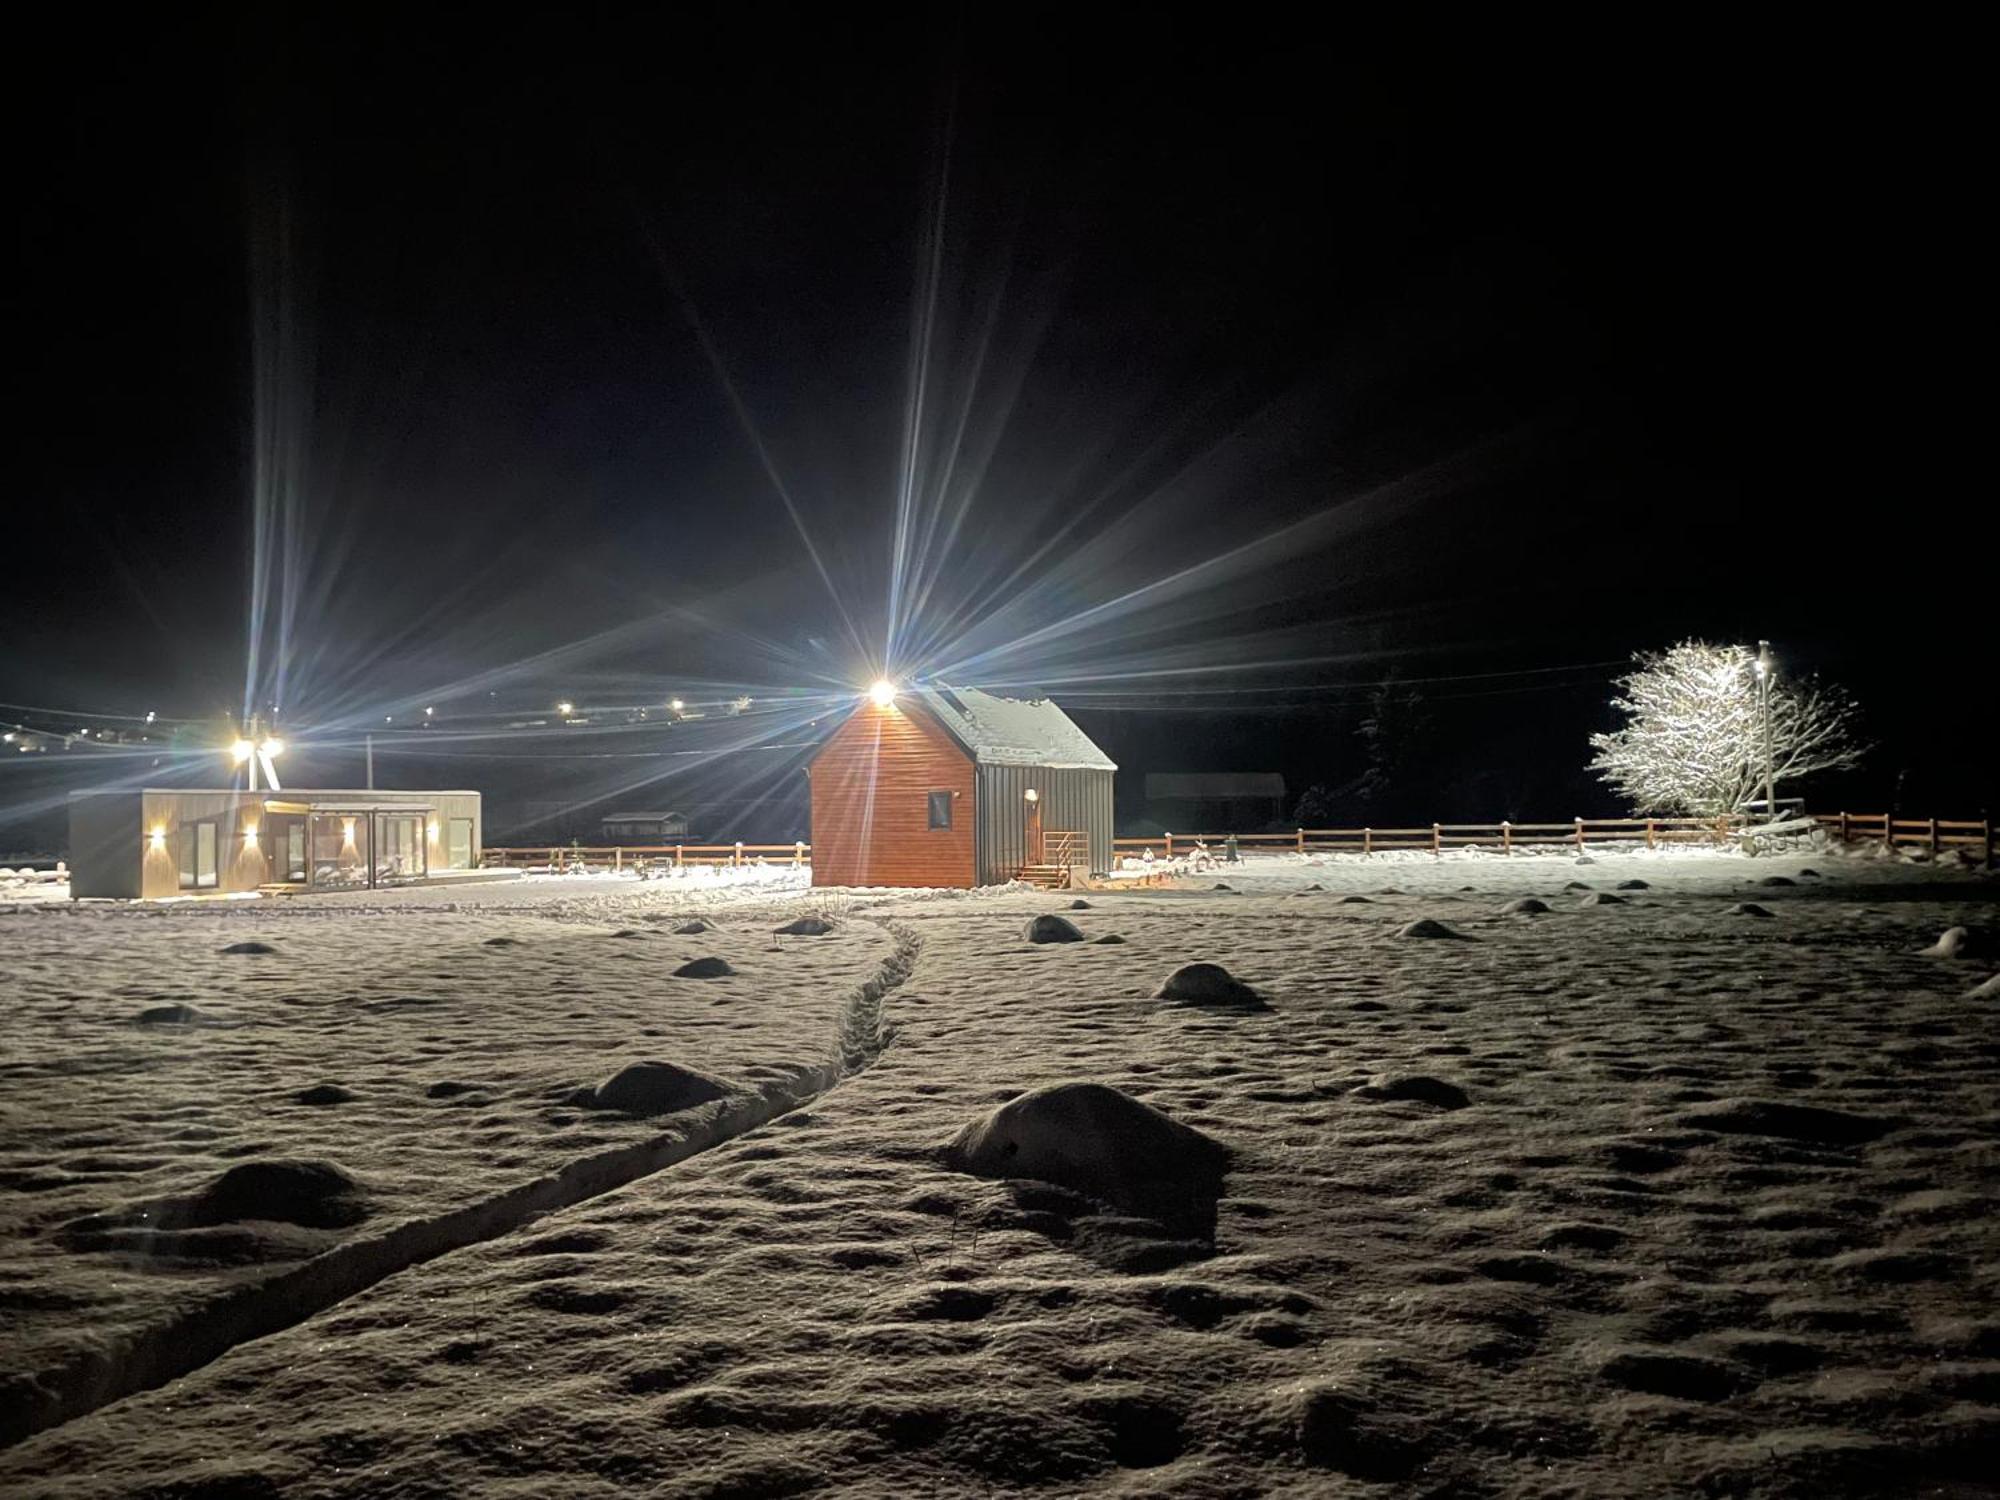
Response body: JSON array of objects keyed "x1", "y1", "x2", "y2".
[
  {"x1": 557, "y1": 701, "x2": 574, "y2": 716},
  {"x1": 670, "y1": 698, "x2": 684, "y2": 712},
  {"x1": 260, "y1": 737, "x2": 284, "y2": 758},
  {"x1": 230, "y1": 738, "x2": 255, "y2": 762},
  {"x1": 869, "y1": 680, "x2": 897, "y2": 707}
]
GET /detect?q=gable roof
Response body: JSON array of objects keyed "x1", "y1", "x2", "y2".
[{"x1": 913, "y1": 685, "x2": 1116, "y2": 771}]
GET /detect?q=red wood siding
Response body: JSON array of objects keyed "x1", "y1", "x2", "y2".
[{"x1": 809, "y1": 700, "x2": 976, "y2": 888}]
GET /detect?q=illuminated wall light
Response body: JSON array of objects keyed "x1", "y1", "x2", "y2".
[
  {"x1": 427, "y1": 821, "x2": 440, "y2": 842},
  {"x1": 342, "y1": 818, "x2": 357, "y2": 847},
  {"x1": 231, "y1": 738, "x2": 255, "y2": 762},
  {"x1": 148, "y1": 826, "x2": 166, "y2": 851},
  {"x1": 1023, "y1": 788, "x2": 1040, "y2": 803},
  {"x1": 869, "y1": 680, "x2": 897, "y2": 708},
  {"x1": 242, "y1": 824, "x2": 259, "y2": 848}
]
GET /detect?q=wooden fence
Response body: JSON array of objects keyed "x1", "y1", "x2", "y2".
[
  {"x1": 483, "y1": 842, "x2": 808, "y2": 872},
  {"x1": 484, "y1": 812, "x2": 1992, "y2": 873},
  {"x1": 1114, "y1": 816, "x2": 1743, "y2": 861},
  {"x1": 1812, "y1": 813, "x2": 1995, "y2": 863}
]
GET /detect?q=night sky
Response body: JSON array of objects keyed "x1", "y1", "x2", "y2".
[{"x1": 7, "y1": 16, "x2": 1989, "y2": 844}]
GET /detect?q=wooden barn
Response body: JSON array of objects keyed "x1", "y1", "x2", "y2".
[{"x1": 807, "y1": 685, "x2": 1115, "y2": 889}]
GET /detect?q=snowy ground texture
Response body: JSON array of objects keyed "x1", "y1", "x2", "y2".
[{"x1": 1, "y1": 847, "x2": 1996, "y2": 1498}]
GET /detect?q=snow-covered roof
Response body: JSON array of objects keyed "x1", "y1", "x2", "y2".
[{"x1": 914, "y1": 685, "x2": 1116, "y2": 771}]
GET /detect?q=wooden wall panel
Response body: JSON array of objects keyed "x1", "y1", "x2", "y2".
[{"x1": 809, "y1": 701, "x2": 975, "y2": 888}]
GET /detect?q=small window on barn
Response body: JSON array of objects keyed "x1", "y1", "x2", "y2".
[{"x1": 927, "y1": 791, "x2": 953, "y2": 830}]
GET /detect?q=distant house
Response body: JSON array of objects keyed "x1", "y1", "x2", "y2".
[
  {"x1": 1144, "y1": 772, "x2": 1287, "y2": 831},
  {"x1": 599, "y1": 811, "x2": 689, "y2": 842},
  {"x1": 68, "y1": 788, "x2": 483, "y2": 899},
  {"x1": 808, "y1": 685, "x2": 1115, "y2": 888}
]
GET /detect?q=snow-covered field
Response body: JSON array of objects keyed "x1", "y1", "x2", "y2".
[{"x1": 1, "y1": 849, "x2": 1996, "y2": 1497}]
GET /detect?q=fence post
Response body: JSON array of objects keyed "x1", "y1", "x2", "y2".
[
  {"x1": 549, "y1": 847, "x2": 558, "y2": 868},
  {"x1": 1432, "y1": 823, "x2": 1442, "y2": 858},
  {"x1": 1165, "y1": 832, "x2": 1174, "y2": 859},
  {"x1": 675, "y1": 844, "x2": 684, "y2": 869},
  {"x1": 1928, "y1": 818, "x2": 1939, "y2": 859},
  {"x1": 1363, "y1": 827, "x2": 1372, "y2": 856},
  {"x1": 794, "y1": 840, "x2": 805, "y2": 867},
  {"x1": 1297, "y1": 827, "x2": 1305, "y2": 853},
  {"x1": 1882, "y1": 816, "x2": 1894, "y2": 853},
  {"x1": 735, "y1": 841, "x2": 744, "y2": 868},
  {"x1": 1645, "y1": 819, "x2": 1655, "y2": 850},
  {"x1": 1501, "y1": 820, "x2": 1512, "y2": 856},
  {"x1": 1574, "y1": 818, "x2": 1585, "y2": 853},
  {"x1": 614, "y1": 847, "x2": 623, "y2": 873},
  {"x1": 1985, "y1": 817, "x2": 1994, "y2": 870},
  {"x1": 1837, "y1": 810, "x2": 1849, "y2": 844}
]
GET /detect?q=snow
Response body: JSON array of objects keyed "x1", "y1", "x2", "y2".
[
  {"x1": 915, "y1": 684, "x2": 1116, "y2": 769},
  {"x1": 1, "y1": 849, "x2": 1996, "y2": 1495}
]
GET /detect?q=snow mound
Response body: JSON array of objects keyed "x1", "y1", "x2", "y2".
[
  {"x1": 295, "y1": 1083, "x2": 356, "y2": 1106},
  {"x1": 673, "y1": 920, "x2": 713, "y2": 935},
  {"x1": 1265, "y1": 1374, "x2": 1428, "y2": 1480},
  {"x1": 1338, "y1": 894, "x2": 1373, "y2": 905},
  {"x1": 136, "y1": 1003, "x2": 202, "y2": 1025},
  {"x1": 1397, "y1": 919, "x2": 1467, "y2": 939},
  {"x1": 1968, "y1": 974, "x2": 2000, "y2": 999},
  {"x1": 220, "y1": 941, "x2": 277, "y2": 956},
  {"x1": 583, "y1": 1060, "x2": 731, "y2": 1116},
  {"x1": 192, "y1": 1160, "x2": 368, "y2": 1228},
  {"x1": 1680, "y1": 1098, "x2": 1894, "y2": 1146},
  {"x1": 1500, "y1": 898, "x2": 1550, "y2": 916},
  {"x1": 1361, "y1": 1073, "x2": 1470, "y2": 1110},
  {"x1": 1299, "y1": 883, "x2": 1326, "y2": 892},
  {"x1": 1564, "y1": 881, "x2": 1592, "y2": 892},
  {"x1": 1024, "y1": 914, "x2": 1086, "y2": 944},
  {"x1": 1155, "y1": 961, "x2": 1264, "y2": 1008},
  {"x1": 1580, "y1": 893, "x2": 1628, "y2": 907},
  {"x1": 1920, "y1": 927, "x2": 1972, "y2": 959},
  {"x1": 1728, "y1": 903, "x2": 1775, "y2": 918},
  {"x1": 1574, "y1": 856, "x2": 1596, "y2": 865},
  {"x1": 943, "y1": 1082, "x2": 1228, "y2": 1219},
  {"x1": 672, "y1": 957, "x2": 735, "y2": 978},
  {"x1": 482, "y1": 936, "x2": 523, "y2": 947},
  {"x1": 775, "y1": 917, "x2": 835, "y2": 936}
]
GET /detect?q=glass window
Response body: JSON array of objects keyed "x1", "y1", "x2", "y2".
[
  {"x1": 927, "y1": 791, "x2": 953, "y2": 830},
  {"x1": 447, "y1": 818, "x2": 474, "y2": 870},
  {"x1": 179, "y1": 821, "x2": 218, "y2": 890}
]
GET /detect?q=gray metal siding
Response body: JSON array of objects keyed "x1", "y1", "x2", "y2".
[{"x1": 974, "y1": 764, "x2": 1115, "y2": 885}]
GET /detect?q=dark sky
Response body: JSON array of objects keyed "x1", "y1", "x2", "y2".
[{"x1": 7, "y1": 14, "x2": 1990, "y2": 829}]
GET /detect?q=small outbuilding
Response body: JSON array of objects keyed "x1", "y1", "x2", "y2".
[
  {"x1": 599, "y1": 810, "x2": 690, "y2": 842},
  {"x1": 67, "y1": 788, "x2": 483, "y2": 899},
  {"x1": 808, "y1": 685, "x2": 1115, "y2": 888}
]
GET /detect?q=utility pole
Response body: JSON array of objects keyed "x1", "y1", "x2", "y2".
[
  {"x1": 365, "y1": 733, "x2": 375, "y2": 790},
  {"x1": 1756, "y1": 640, "x2": 1776, "y2": 822}
]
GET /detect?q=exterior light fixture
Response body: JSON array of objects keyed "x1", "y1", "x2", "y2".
[
  {"x1": 242, "y1": 824, "x2": 258, "y2": 847},
  {"x1": 1023, "y1": 788, "x2": 1040, "y2": 803},
  {"x1": 670, "y1": 698, "x2": 685, "y2": 713},
  {"x1": 869, "y1": 680, "x2": 897, "y2": 708},
  {"x1": 145, "y1": 711, "x2": 156, "y2": 724},
  {"x1": 342, "y1": 818, "x2": 357, "y2": 847},
  {"x1": 427, "y1": 820, "x2": 440, "y2": 841},
  {"x1": 424, "y1": 706, "x2": 434, "y2": 717},
  {"x1": 557, "y1": 701, "x2": 574, "y2": 716},
  {"x1": 149, "y1": 826, "x2": 166, "y2": 851},
  {"x1": 260, "y1": 737, "x2": 284, "y2": 759},
  {"x1": 231, "y1": 738, "x2": 255, "y2": 762}
]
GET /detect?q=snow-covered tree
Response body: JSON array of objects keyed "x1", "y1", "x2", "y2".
[{"x1": 1588, "y1": 641, "x2": 1864, "y2": 816}]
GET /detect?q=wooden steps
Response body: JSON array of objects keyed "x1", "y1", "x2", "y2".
[{"x1": 1014, "y1": 864, "x2": 1070, "y2": 890}]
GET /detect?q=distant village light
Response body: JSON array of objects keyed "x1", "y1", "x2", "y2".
[{"x1": 558, "y1": 701, "x2": 574, "y2": 716}]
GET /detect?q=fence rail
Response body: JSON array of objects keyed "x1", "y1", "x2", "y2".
[
  {"x1": 1114, "y1": 816, "x2": 1744, "y2": 860},
  {"x1": 1813, "y1": 812, "x2": 1995, "y2": 862},
  {"x1": 483, "y1": 811, "x2": 1993, "y2": 874},
  {"x1": 483, "y1": 842, "x2": 808, "y2": 871}
]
